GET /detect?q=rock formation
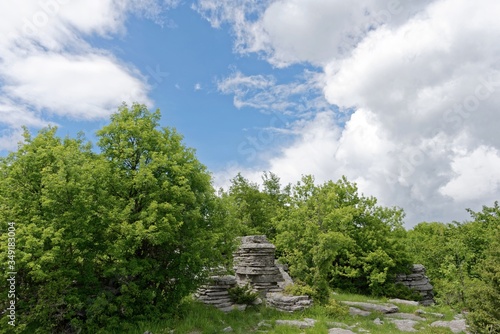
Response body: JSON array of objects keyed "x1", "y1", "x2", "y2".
[
  {"x1": 196, "y1": 235, "x2": 312, "y2": 312},
  {"x1": 232, "y1": 235, "x2": 284, "y2": 295},
  {"x1": 195, "y1": 275, "x2": 237, "y2": 310},
  {"x1": 395, "y1": 264, "x2": 434, "y2": 306}
]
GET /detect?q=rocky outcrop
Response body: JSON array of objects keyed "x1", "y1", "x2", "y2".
[
  {"x1": 195, "y1": 275, "x2": 241, "y2": 311},
  {"x1": 233, "y1": 235, "x2": 284, "y2": 295},
  {"x1": 341, "y1": 301, "x2": 399, "y2": 314},
  {"x1": 266, "y1": 292, "x2": 313, "y2": 312},
  {"x1": 196, "y1": 235, "x2": 312, "y2": 312},
  {"x1": 396, "y1": 264, "x2": 434, "y2": 306}
]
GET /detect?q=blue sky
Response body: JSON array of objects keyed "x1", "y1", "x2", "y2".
[{"x1": 1, "y1": 0, "x2": 500, "y2": 227}]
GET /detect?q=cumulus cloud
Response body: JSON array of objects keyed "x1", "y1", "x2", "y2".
[
  {"x1": 204, "y1": 0, "x2": 500, "y2": 226},
  {"x1": 0, "y1": 0, "x2": 174, "y2": 151}
]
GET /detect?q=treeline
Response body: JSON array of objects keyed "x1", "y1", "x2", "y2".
[
  {"x1": 221, "y1": 172, "x2": 499, "y2": 333},
  {"x1": 0, "y1": 104, "x2": 498, "y2": 333}
]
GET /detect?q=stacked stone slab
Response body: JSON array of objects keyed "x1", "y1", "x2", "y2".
[
  {"x1": 195, "y1": 275, "x2": 236, "y2": 310},
  {"x1": 266, "y1": 292, "x2": 313, "y2": 312},
  {"x1": 233, "y1": 235, "x2": 284, "y2": 295},
  {"x1": 396, "y1": 264, "x2": 434, "y2": 306}
]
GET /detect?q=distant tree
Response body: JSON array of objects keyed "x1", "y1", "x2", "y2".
[
  {"x1": 274, "y1": 176, "x2": 411, "y2": 300},
  {"x1": 408, "y1": 202, "x2": 500, "y2": 333},
  {"x1": 224, "y1": 172, "x2": 287, "y2": 239}
]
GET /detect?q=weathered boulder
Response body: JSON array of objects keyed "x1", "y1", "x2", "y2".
[
  {"x1": 341, "y1": 301, "x2": 399, "y2": 313},
  {"x1": 233, "y1": 235, "x2": 284, "y2": 294},
  {"x1": 195, "y1": 275, "x2": 237, "y2": 310},
  {"x1": 396, "y1": 264, "x2": 434, "y2": 306},
  {"x1": 266, "y1": 292, "x2": 313, "y2": 312}
]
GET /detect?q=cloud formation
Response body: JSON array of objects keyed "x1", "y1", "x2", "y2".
[
  {"x1": 0, "y1": 0, "x2": 175, "y2": 150},
  {"x1": 201, "y1": 0, "x2": 500, "y2": 226}
]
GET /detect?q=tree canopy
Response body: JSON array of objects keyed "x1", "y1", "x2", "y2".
[{"x1": 0, "y1": 103, "x2": 230, "y2": 333}]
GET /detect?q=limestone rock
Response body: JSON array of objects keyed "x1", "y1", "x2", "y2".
[
  {"x1": 275, "y1": 318, "x2": 316, "y2": 329},
  {"x1": 266, "y1": 292, "x2": 313, "y2": 312},
  {"x1": 396, "y1": 264, "x2": 434, "y2": 306},
  {"x1": 431, "y1": 319, "x2": 468, "y2": 333},
  {"x1": 388, "y1": 298, "x2": 419, "y2": 306},
  {"x1": 415, "y1": 309, "x2": 444, "y2": 318},
  {"x1": 341, "y1": 301, "x2": 399, "y2": 313},
  {"x1": 385, "y1": 312, "x2": 425, "y2": 321},
  {"x1": 390, "y1": 319, "x2": 418, "y2": 332},
  {"x1": 348, "y1": 307, "x2": 371, "y2": 317},
  {"x1": 328, "y1": 329, "x2": 355, "y2": 334}
]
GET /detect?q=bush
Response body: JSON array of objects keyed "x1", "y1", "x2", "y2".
[
  {"x1": 384, "y1": 283, "x2": 422, "y2": 301},
  {"x1": 227, "y1": 284, "x2": 259, "y2": 305},
  {"x1": 0, "y1": 104, "x2": 230, "y2": 333},
  {"x1": 324, "y1": 299, "x2": 349, "y2": 318}
]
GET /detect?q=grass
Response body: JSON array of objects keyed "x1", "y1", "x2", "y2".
[{"x1": 112, "y1": 292, "x2": 465, "y2": 334}]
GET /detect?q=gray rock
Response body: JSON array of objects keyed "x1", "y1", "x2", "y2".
[
  {"x1": 258, "y1": 320, "x2": 272, "y2": 328},
  {"x1": 388, "y1": 298, "x2": 419, "y2": 306},
  {"x1": 342, "y1": 301, "x2": 398, "y2": 313},
  {"x1": 275, "y1": 319, "x2": 316, "y2": 329},
  {"x1": 431, "y1": 319, "x2": 468, "y2": 333},
  {"x1": 415, "y1": 309, "x2": 445, "y2": 318},
  {"x1": 385, "y1": 312, "x2": 425, "y2": 321},
  {"x1": 390, "y1": 319, "x2": 418, "y2": 332},
  {"x1": 328, "y1": 329, "x2": 355, "y2": 334},
  {"x1": 374, "y1": 318, "x2": 383, "y2": 325},
  {"x1": 348, "y1": 307, "x2": 371, "y2": 317},
  {"x1": 222, "y1": 326, "x2": 233, "y2": 332}
]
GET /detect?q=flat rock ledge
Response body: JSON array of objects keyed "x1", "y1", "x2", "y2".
[
  {"x1": 266, "y1": 292, "x2": 313, "y2": 312},
  {"x1": 341, "y1": 301, "x2": 399, "y2": 313},
  {"x1": 275, "y1": 318, "x2": 316, "y2": 329},
  {"x1": 431, "y1": 319, "x2": 468, "y2": 333},
  {"x1": 385, "y1": 312, "x2": 426, "y2": 321},
  {"x1": 348, "y1": 307, "x2": 371, "y2": 317},
  {"x1": 389, "y1": 319, "x2": 419, "y2": 332},
  {"x1": 195, "y1": 275, "x2": 237, "y2": 311},
  {"x1": 388, "y1": 298, "x2": 420, "y2": 306},
  {"x1": 329, "y1": 329, "x2": 355, "y2": 334}
]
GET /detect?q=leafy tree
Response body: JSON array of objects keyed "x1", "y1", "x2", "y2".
[
  {"x1": 224, "y1": 172, "x2": 287, "y2": 239},
  {"x1": 274, "y1": 176, "x2": 411, "y2": 300},
  {"x1": 0, "y1": 128, "x2": 108, "y2": 333},
  {"x1": 0, "y1": 103, "x2": 229, "y2": 333},
  {"x1": 408, "y1": 202, "x2": 500, "y2": 332}
]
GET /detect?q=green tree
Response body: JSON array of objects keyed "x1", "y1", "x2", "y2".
[
  {"x1": 0, "y1": 127, "x2": 109, "y2": 332},
  {"x1": 224, "y1": 172, "x2": 287, "y2": 239},
  {"x1": 0, "y1": 103, "x2": 229, "y2": 333},
  {"x1": 274, "y1": 176, "x2": 411, "y2": 300}
]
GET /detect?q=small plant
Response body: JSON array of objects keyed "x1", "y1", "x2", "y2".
[
  {"x1": 324, "y1": 298, "x2": 349, "y2": 318},
  {"x1": 283, "y1": 282, "x2": 315, "y2": 297},
  {"x1": 228, "y1": 284, "x2": 259, "y2": 305}
]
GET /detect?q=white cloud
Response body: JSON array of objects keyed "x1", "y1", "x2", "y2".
[
  {"x1": 440, "y1": 146, "x2": 500, "y2": 202},
  {"x1": 207, "y1": 0, "x2": 500, "y2": 226},
  {"x1": 0, "y1": 0, "x2": 172, "y2": 151}
]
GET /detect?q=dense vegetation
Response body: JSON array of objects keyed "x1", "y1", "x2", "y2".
[{"x1": 0, "y1": 104, "x2": 498, "y2": 333}]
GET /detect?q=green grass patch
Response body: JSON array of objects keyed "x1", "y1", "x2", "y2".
[{"x1": 100, "y1": 293, "x2": 464, "y2": 334}]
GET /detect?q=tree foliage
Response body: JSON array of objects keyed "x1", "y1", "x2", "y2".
[
  {"x1": 408, "y1": 202, "x2": 500, "y2": 333},
  {"x1": 0, "y1": 103, "x2": 229, "y2": 333},
  {"x1": 273, "y1": 176, "x2": 411, "y2": 300}
]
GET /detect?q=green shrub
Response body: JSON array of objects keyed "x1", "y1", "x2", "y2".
[
  {"x1": 324, "y1": 299, "x2": 349, "y2": 318},
  {"x1": 384, "y1": 282, "x2": 422, "y2": 301},
  {"x1": 0, "y1": 104, "x2": 231, "y2": 333},
  {"x1": 227, "y1": 284, "x2": 259, "y2": 305}
]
